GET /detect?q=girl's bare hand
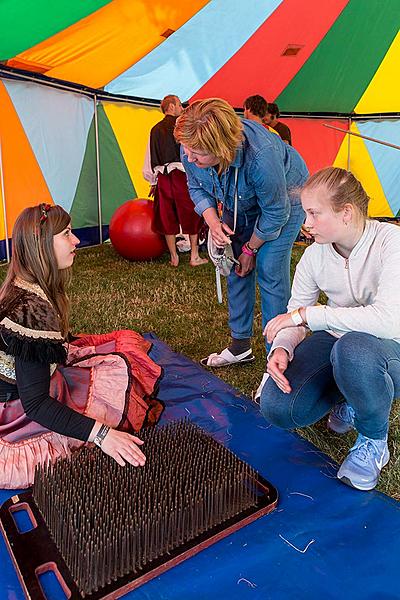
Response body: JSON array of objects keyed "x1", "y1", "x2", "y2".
[
  {"x1": 267, "y1": 348, "x2": 291, "y2": 394},
  {"x1": 100, "y1": 429, "x2": 146, "y2": 467}
]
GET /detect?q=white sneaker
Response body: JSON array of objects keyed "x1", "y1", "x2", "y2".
[{"x1": 337, "y1": 434, "x2": 389, "y2": 491}]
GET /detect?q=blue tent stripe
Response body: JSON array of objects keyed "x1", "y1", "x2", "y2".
[
  {"x1": 357, "y1": 120, "x2": 400, "y2": 216},
  {"x1": 105, "y1": 0, "x2": 283, "y2": 101}
]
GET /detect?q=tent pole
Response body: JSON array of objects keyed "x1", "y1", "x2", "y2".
[
  {"x1": 347, "y1": 117, "x2": 351, "y2": 171},
  {"x1": 324, "y1": 123, "x2": 400, "y2": 151},
  {"x1": 0, "y1": 138, "x2": 10, "y2": 263},
  {"x1": 93, "y1": 95, "x2": 103, "y2": 244}
]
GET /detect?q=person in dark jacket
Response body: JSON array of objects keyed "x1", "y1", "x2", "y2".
[{"x1": 143, "y1": 95, "x2": 207, "y2": 267}]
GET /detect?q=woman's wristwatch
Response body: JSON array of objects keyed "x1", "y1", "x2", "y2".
[
  {"x1": 241, "y1": 242, "x2": 258, "y2": 257},
  {"x1": 93, "y1": 424, "x2": 110, "y2": 447},
  {"x1": 290, "y1": 307, "x2": 307, "y2": 326}
]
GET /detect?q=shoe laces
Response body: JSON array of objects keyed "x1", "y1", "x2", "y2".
[
  {"x1": 350, "y1": 435, "x2": 383, "y2": 463},
  {"x1": 335, "y1": 402, "x2": 355, "y2": 423}
]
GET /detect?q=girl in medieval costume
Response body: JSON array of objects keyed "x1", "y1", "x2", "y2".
[{"x1": 0, "y1": 204, "x2": 163, "y2": 488}]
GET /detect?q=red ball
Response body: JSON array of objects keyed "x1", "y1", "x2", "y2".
[{"x1": 109, "y1": 199, "x2": 166, "y2": 261}]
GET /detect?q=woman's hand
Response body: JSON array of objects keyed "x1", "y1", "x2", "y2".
[
  {"x1": 235, "y1": 253, "x2": 256, "y2": 277},
  {"x1": 100, "y1": 429, "x2": 146, "y2": 467},
  {"x1": 267, "y1": 348, "x2": 291, "y2": 393},
  {"x1": 203, "y1": 207, "x2": 234, "y2": 247},
  {"x1": 210, "y1": 221, "x2": 234, "y2": 247},
  {"x1": 264, "y1": 312, "x2": 299, "y2": 344}
]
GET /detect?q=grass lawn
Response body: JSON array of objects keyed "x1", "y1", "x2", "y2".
[{"x1": 2, "y1": 242, "x2": 399, "y2": 498}]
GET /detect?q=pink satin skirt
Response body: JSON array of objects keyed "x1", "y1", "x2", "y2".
[{"x1": 0, "y1": 330, "x2": 163, "y2": 489}]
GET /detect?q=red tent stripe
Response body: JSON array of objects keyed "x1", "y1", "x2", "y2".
[
  {"x1": 190, "y1": 0, "x2": 349, "y2": 107},
  {"x1": 287, "y1": 118, "x2": 348, "y2": 175}
]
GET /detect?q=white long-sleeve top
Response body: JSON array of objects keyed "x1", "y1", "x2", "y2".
[{"x1": 271, "y1": 219, "x2": 400, "y2": 360}]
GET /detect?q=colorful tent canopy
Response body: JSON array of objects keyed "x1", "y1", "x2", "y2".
[
  {"x1": 0, "y1": 0, "x2": 399, "y2": 258},
  {"x1": 4, "y1": 0, "x2": 399, "y2": 114}
]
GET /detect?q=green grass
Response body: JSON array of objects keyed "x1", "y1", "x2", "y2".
[{"x1": 2, "y1": 243, "x2": 399, "y2": 498}]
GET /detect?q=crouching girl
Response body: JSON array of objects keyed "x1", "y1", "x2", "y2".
[{"x1": 261, "y1": 167, "x2": 400, "y2": 491}]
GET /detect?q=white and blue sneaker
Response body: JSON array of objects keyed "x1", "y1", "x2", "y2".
[
  {"x1": 327, "y1": 401, "x2": 355, "y2": 434},
  {"x1": 337, "y1": 434, "x2": 389, "y2": 491}
]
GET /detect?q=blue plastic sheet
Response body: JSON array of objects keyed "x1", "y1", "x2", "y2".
[{"x1": 1, "y1": 333, "x2": 399, "y2": 599}]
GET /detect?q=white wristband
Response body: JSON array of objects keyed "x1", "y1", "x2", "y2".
[{"x1": 291, "y1": 308, "x2": 304, "y2": 326}]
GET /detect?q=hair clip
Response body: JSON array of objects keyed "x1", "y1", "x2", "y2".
[{"x1": 39, "y1": 203, "x2": 52, "y2": 225}]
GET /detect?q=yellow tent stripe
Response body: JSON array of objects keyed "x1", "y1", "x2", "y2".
[
  {"x1": 355, "y1": 30, "x2": 400, "y2": 114},
  {"x1": 103, "y1": 102, "x2": 162, "y2": 199},
  {"x1": 333, "y1": 122, "x2": 393, "y2": 217}
]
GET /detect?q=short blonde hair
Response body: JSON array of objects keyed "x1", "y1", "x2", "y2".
[
  {"x1": 174, "y1": 98, "x2": 243, "y2": 173},
  {"x1": 303, "y1": 167, "x2": 370, "y2": 218}
]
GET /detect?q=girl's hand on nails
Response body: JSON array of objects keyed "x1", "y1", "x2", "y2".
[{"x1": 100, "y1": 429, "x2": 146, "y2": 467}]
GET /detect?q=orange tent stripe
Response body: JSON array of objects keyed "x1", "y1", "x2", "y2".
[
  {"x1": 9, "y1": 0, "x2": 209, "y2": 89},
  {"x1": 0, "y1": 81, "x2": 53, "y2": 235}
]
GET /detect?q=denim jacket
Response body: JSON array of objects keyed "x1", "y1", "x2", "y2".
[{"x1": 181, "y1": 120, "x2": 308, "y2": 241}]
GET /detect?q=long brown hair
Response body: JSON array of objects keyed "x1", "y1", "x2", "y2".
[
  {"x1": 0, "y1": 204, "x2": 72, "y2": 336},
  {"x1": 174, "y1": 98, "x2": 243, "y2": 173}
]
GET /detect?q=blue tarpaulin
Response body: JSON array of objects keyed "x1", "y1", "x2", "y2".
[{"x1": 1, "y1": 334, "x2": 399, "y2": 599}]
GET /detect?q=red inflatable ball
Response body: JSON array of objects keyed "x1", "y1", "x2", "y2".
[{"x1": 109, "y1": 199, "x2": 166, "y2": 261}]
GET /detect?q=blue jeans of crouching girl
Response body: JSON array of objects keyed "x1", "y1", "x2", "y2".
[{"x1": 260, "y1": 331, "x2": 400, "y2": 440}]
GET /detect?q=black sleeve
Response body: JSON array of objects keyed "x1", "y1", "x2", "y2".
[{"x1": 15, "y1": 357, "x2": 95, "y2": 442}]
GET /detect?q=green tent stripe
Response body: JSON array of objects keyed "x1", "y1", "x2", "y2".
[
  {"x1": 276, "y1": 0, "x2": 400, "y2": 113},
  {"x1": 0, "y1": 0, "x2": 112, "y2": 59},
  {"x1": 70, "y1": 117, "x2": 98, "y2": 229},
  {"x1": 71, "y1": 106, "x2": 136, "y2": 229}
]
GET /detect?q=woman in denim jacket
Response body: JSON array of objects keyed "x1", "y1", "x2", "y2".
[{"x1": 175, "y1": 98, "x2": 308, "y2": 390}]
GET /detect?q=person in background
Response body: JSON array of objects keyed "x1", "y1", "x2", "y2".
[
  {"x1": 243, "y1": 95, "x2": 266, "y2": 125},
  {"x1": 0, "y1": 204, "x2": 164, "y2": 488},
  {"x1": 143, "y1": 95, "x2": 207, "y2": 267},
  {"x1": 174, "y1": 98, "x2": 308, "y2": 396},
  {"x1": 263, "y1": 102, "x2": 292, "y2": 145},
  {"x1": 261, "y1": 167, "x2": 400, "y2": 491}
]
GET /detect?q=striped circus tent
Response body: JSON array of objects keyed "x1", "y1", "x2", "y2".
[{"x1": 0, "y1": 0, "x2": 399, "y2": 258}]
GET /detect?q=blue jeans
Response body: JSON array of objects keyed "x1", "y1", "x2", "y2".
[
  {"x1": 225, "y1": 201, "x2": 305, "y2": 352},
  {"x1": 260, "y1": 331, "x2": 400, "y2": 439}
]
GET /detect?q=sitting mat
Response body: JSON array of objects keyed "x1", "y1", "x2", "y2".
[{"x1": 1, "y1": 333, "x2": 399, "y2": 599}]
